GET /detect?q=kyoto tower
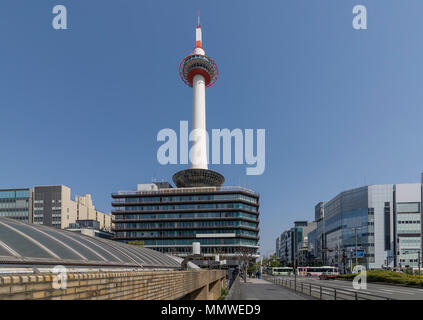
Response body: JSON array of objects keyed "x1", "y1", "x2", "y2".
[{"x1": 173, "y1": 14, "x2": 225, "y2": 188}]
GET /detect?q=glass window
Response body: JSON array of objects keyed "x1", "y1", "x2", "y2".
[{"x1": 397, "y1": 202, "x2": 420, "y2": 213}]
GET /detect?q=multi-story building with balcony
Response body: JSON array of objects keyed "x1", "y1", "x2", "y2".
[{"x1": 112, "y1": 183, "x2": 260, "y2": 266}]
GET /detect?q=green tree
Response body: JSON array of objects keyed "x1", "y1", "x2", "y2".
[
  {"x1": 248, "y1": 262, "x2": 260, "y2": 273},
  {"x1": 269, "y1": 259, "x2": 280, "y2": 267}
]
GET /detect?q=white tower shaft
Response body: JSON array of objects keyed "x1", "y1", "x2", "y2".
[
  {"x1": 173, "y1": 16, "x2": 224, "y2": 188},
  {"x1": 191, "y1": 74, "x2": 208, "y2": 169}
]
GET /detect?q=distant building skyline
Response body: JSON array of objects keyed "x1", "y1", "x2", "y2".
[{"x1": 0, "y1": 185, "x2": 111, "y2": 231}]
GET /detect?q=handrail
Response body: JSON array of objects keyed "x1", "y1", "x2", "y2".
[{"x1": 266, "y1": 275, "x2": 395, "y2": 300}]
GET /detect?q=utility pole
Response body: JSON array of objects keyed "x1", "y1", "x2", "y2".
[
  {"x1": 355, "y1": 228, "x2": 358, "y2": 267},
  {"x1": 294, "y1": 254, "x2": 297, "y2": 288},
  {"x1": 342, "y1": 249, "x2": 346, "y2": 274},
  {"x1": 294, "y1": 228, "x2": 297, "y2": 287},
  {"x1": 322, "y1": 206, "x2": 325, "y2": 265}
]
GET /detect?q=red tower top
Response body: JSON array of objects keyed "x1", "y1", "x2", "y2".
[{"x1": 179, "y1": 16, "x2": 219, "y2": 88}]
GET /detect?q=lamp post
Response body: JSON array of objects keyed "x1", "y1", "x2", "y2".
[
  {"x1": 355, "y1": 228, "x2": 358, "y2": 267},
  {"x1": 351, "y1": 226, "x2": 361, "y2": 269}
]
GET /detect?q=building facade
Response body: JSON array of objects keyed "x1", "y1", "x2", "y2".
[
  {"x1": 75, "y1": 194, "x2": 112, "y2": 232},
  {"x1": 394, "y1": 184, "x2": 422, "y2": 268},
  {"x1": 112, "y1": 183, "x2": 259, "y2": 265},
  {"x1": 307, "y1": 227, "x2": 318, "y2": 262},
  {"x1": 0, "y1": 188, "x2": 33, "y2": 223},
  {"x1": 275, "y1": 236, "x2": 281, "y2": 260},
  {"x1": 295, "y1": 221, "x2": 317, "y2": 265},
  {"x1": 33, "y1": 185, "x2": 77, "y2": 229},
  {"x1": 314, "y1": 183, "x2": 422, "y2": 270},
  {"x1": 276, "y1": 221, "x2": 316, "y2": 266}
]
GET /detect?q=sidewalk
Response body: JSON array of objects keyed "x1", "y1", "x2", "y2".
[
  {"x1": 238, "y1": 277, "x2": 312, "y2": 300},
  {"x1": 245, "y1": 277, "x2": 270, "y2": 284}
]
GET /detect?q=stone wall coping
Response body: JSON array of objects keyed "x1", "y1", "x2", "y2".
[{"x1": 0, "y1": 269, "x2": 225, "y2": 284}]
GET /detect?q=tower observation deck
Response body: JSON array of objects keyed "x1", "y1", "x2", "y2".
[{"x1": 173, "y1": 16, "x2": 224, "y2": 188}]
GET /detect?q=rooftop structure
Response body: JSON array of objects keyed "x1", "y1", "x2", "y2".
[{"x1": 66, "y1": 219, "x2": 114, "y2": 240}]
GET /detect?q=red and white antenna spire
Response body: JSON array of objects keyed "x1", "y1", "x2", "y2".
[{"x1": 195, "y1": 10, "x2": 202, "y2": 48}]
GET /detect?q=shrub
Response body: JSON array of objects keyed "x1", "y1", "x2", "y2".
[
  {"x1": 338, "y1": 270, "x2": 423, "y2": 287},
  {"x1": 218, "y1": 288, "x2": 229, "y2": 300}
]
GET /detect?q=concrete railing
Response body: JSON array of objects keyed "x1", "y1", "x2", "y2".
[{"x1": 225, "y1": 274, "x2": 241, "y2": 300}]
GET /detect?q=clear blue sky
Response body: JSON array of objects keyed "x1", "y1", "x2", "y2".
[{"x1": 1, "y1": 0, "x2": 423, "y2": 256}]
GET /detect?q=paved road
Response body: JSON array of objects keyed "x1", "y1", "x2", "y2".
[
  {"x1": 274, "y1": 275, "x2": 423, "y2": 300},
  {"x1": 239, "y1": 277, "x2": 314, "y2": 300}
]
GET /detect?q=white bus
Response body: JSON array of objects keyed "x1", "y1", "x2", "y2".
[
  {"x1": 266, "y1": 267, "x2": 294, "y2": 276},
  {"x1": 297, "y1": 266, "x2": 339, "y2": 278}
]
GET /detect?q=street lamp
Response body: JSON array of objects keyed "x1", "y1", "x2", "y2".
[{"x1": 351, "y1": 225, "x2": 362, "y2": 269}]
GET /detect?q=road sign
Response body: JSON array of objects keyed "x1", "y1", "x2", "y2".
[{"x1": 352, "y1": 250, "x2": 365, "y2": 258}]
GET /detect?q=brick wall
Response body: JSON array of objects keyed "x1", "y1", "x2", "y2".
[{"x1": 0, "y1": 269, "x2": 226, "y2": 300}]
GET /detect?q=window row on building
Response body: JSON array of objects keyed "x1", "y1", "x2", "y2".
[
  {"x1": 115, "y1": 193, "x2": 258, "y2": 204},
  {"x1": 115, "y1": 229, "x2": 258, "y2": 238},
  {"x1": 114, "y1": 220, "x2": 258, "y2": 230},
  {"x1": 113, "y1": 211, "x2": 258, "y2": 221},
  {"x1": 113, "y1": 202, "x2": 258, "y2": 212},
  {"x1": 123, "y1": 238, "x2": 259, "y2": 246}
]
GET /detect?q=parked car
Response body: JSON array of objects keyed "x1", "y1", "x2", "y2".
[{"x1": 319, "y1": 272, "x2": 337, "y2": 280}]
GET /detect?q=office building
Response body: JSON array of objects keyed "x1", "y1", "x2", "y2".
[
  {"x1": 276, "y1": 221, "x2": 316, "y2": 266},
  {"x1": 278, "y1": 230, "x2": 292, "y2": 265},
  {"x1": 33, "y1": 185, "x2": 76, "y2": 228},
  {"x1": 75, "y1": 194, "x2": 112, "y2": 232},
  {"x1": 314, "y1": 182, "x2": 422, "y2": 270},
  {"x1": 307, "y1": 227, "x2": 318, "y2": 262},
  {"x1": 112, "y1": 183, "x2": 259, "y2": 266},
  {"x1": 31, "y1": 185, "x2": 111, "y2": 231},
  {"x1": 0, "y1": 188, "x2": 33, "y2": 223},
  {"x1": 275, "y1": 236, "x2": 281, "y2": 260},
  {"x1": 295, "y1": 221, "x2": 317, "y2": 265}
]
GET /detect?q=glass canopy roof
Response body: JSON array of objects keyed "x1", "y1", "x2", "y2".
[{"x1": 0, "y1": 217, "x2": 180, "y2": 269}]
